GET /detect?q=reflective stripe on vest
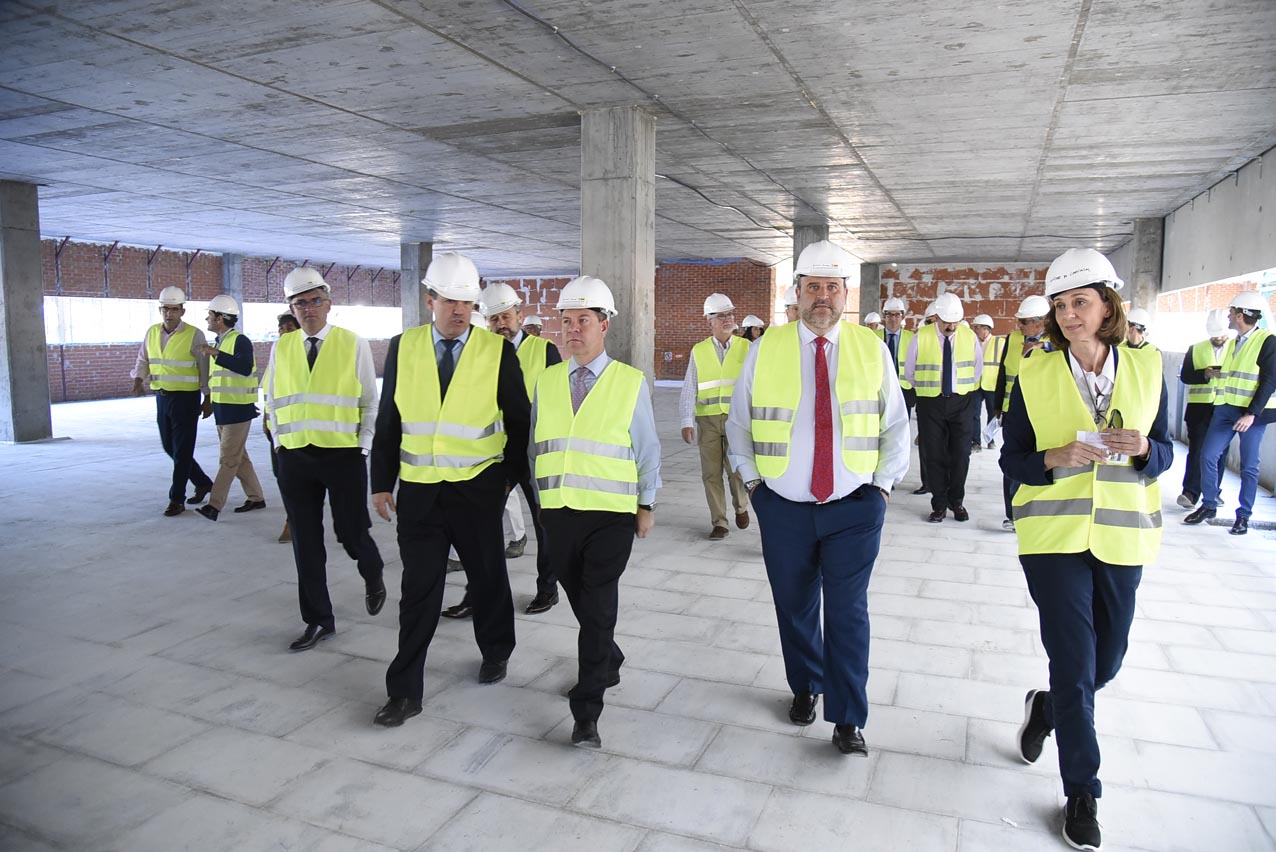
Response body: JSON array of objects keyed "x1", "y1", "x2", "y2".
[
  {"x1": 874, "y1": 326, "x2": 913, "y2": 390},
  {"x1": 980, "y1": 334, "x2": 1005, "y2": 392},
  {"x1": 1012, "y1": 347, "x2": 1163, "y2": 566},
  {"x1": 912, "y1": 324, "x2": 978, "y2": 398},
  {"x1": 750, "y1": 321, "x2": 884, "y2": 479},
  {"x1": 146, "y1": 324, "x2": 199, "y2": 391},
  {"x1": 517, "y1": 334, "x2": 552, "y2": 401},
  {"x1": 692, "y1": 336, "x2": 748, "y2": 416},
  {"x1": 1000, "y1": 331, "x2": 1026, "y2": 413},
  {"x1": 1218, "y1": 330, "x2": 1276, "y2": 410},
  {"x1": 1185, "y1": 339, "x2": 1224, "y2": 405},
  {"x1": 534, "y1": 360, "x2": 643, "y2": 513},
  {"x1": 273, "y1": 327, "x2": 362, "y2": 449},
  {"x1": 209, "y1": 330, "x2": 259, "y2": 404},
  {"x1": 396, "y1": 324, "x2": 505, "y2": 483}
]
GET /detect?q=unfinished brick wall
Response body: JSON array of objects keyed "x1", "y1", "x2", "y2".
[
  {"x1": 1156, "y1": 278, "x2": 1274, "y2": 316},
  {"x1": 880, "y1": 264, "x2": 1052, "y2": 336}
]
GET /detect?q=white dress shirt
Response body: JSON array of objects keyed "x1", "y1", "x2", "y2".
[
  {"x1": 131, "y1": 321, "x2": 210, "y2": 392},
  {"x1": 263, "y1": 323, "x2": 379, "y2": 452},
  {"x1": 726, "y1": 320, "x2": 910, "y2": 501},
  {"x1": 902, "y1": 324, "x2": 985, "y2": 391},
  {"x1": 1066, "y1": 346, "x2": 1117, "y2": 425},
  {"x1": 679, "y1": 334, "x2": 738, "y2": 428}
]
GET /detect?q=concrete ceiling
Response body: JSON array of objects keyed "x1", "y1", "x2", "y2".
[{"x1": 1, "y1": 0, "x2": 1274, "y2": 275}]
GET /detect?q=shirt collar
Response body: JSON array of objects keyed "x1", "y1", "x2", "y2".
[
  {"x1": 305, "y1": 324, "x2": 332, "y2": 341},
  {"x1": 570, "y1": 349, "x2": 611, "y2": 377},
  {"x1": 432, "y1": 324, "x2": 470, "y2": 348},
  {"x1": 511, "y1": 330, "x2": 525, "y2": 349},
  {"x1": 797, "y1": 320, "x2": 841, "y2": 346}
]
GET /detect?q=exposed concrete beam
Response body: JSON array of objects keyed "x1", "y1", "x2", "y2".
[
  {"x1": 793, "y1": 223, "x2": 829, "y2": 270},
  {"x1": 400, "y1": 242, "x2": 432, "y2": 331},
  {"x1": 220, "y1": 253, "x2": 243, "y2": 307},
  {"x1": 0, "y1": 181, "x2": 53, "y2": 442},
  {"x1": 860, "y1": 263, "x2": 881, "y2": 322},
  {"x1": 1130, "y1": 218, "x2": 1165, "y2": 314}
]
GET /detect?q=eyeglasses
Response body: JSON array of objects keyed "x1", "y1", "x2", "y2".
[
  {"x1": 1129, "y1": 324, "x2": 1146, "y2": 333},
  {"x1": 883, "y1": 311, "x2": 904, "y2": 319},
  {"x1": 290, "y1": 296, "x2": 328, "y2": 308}
]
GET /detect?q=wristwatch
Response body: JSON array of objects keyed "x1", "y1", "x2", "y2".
[
  {"x1": 746, "y1": 479, "x2": 763, "y2": 492},
  {"x1": 638, "y1": 503, "x2": 656, "y2": 512}
]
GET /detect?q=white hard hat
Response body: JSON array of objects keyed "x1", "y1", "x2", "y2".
[
  {"x1": 208, "y1": 294, "x2": 239, "y2": 316},
  {"x1": 481, "y1": 282, "x2": 521, "y2": 317},
  {"x1": 923, "y1": 301, "x2": 937, "y2": 317},
  {"x1": 1016, "y1": 295, "x2": 1051, "y2": 319},
  {"x1": 703, "y1": 293, "x2": 735, "y2": 316},
  {"x1": 424, "y1": 252, "x2": 481, "y2": 302},
  {"x1": 882, "y1": 297, "x2": 906, "y2": 313},
  {"x1": 783, "y1": 284, "x2": 799, "y2": 307},
  {"x1": 741, "y1": 314, "x2": 765, "y2": 329},
  {"x1": 1205, "y1": 309, "x2": 1230, "y2": 335},
  {"x1": 157, "y1": 286, "x2": 186, "y2": 306},
  {"x1": 522, "y1": 314, "x2": 543, "y2": 327},
  {"x1": 794, "y1": 239, "x2": 853, "y2": 278},
  {"x1": 470, "y1": 310, "x2": 486, "y2": 327},
  {"x1": 1126, "y1": 308, "x2": 1152, "y2": 330},
  {"x1": 283, "y1": 267, "x2": 330, "y2": 299},
  {"x1": 1231, "y1": 290, "x2": 1267, "y2": 315},
  {"x1": 558, "y1": 275, "x2": 617, "y2": 317},
  {"x1": 864, "y1": 312, "x2": 882, "y2": 325},
  {"x1": 972, "y1": 314, "x2": 994, "y2": 327},
  {"x1": 1045, "y1": 248, "x2": 1124, "y2": 298},
  {"x1": 933, "y1": 293, "x2": 963, "y2": 323}
]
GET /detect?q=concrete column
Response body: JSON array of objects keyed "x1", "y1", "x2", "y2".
[
  {"x1": 581, "y1": 106, "x2": 656, "y2": 377},
  {"x1": 220, "y1": 253, "x2": 243, "y2": 306},
  {"x1": 859, "y1": 263, "x2": 880, "y2": 320},
  {"x1": 793, "y1": 222, "x2": 829, "y2": 267},
  {"x1": 400, "y1": 241, "x2": 432, "y2": 331},
  {"x1": 0, "y1": 181, "x2": 53, "y2": 442},
  {"x1": 1130, "y1": 218, "x2": 1164, "y2": 313}
]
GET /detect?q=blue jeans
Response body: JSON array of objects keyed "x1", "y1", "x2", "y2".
[{"x1": 1200, "y1": 405, "x2": 1268, "y2": 517}]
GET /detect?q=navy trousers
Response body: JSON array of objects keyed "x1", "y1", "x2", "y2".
[
  {"x1": 1200, "y1": 405, "x2": 1268, "y2": 517},
  {"x1": 1022, "y1": 551, "x2": 1141, "y2": 798},
  {"x1": 156, "y1": 390, "x2": 212, "y2": 503},
  {"x1": 752, "y1": 483, "x2": 885, "y2": 726},
  {"x1": 1181, "y1": 403, "x2": 1226, "y2": 503}
]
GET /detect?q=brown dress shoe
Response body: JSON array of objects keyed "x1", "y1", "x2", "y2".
[
  {"x1": 708, "y1": 526, "x2": 728, "y2": 540},
  {"x1": 927, "y1": 510, "x2": 945, "y2": 523},
  {"x1": 735, "y1": 511, "x2": 750, "y2": 530}
]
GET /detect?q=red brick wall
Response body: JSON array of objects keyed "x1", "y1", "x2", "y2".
[
  {"x1": 1156, "y1": 278, "x2": 1275, "y2": 315},
  {"x1": 880, "y1": 264, "x2": 1052, "y2": 336}
]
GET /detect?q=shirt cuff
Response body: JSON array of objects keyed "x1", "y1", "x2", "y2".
[
  {"x1": 638, "y1": 487, "x2": 658, "y2": 504},
  {"x1": 681, "y1": 418, "x2": 695, "y2": 430}
]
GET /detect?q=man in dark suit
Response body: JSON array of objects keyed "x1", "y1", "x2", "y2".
[{"x1": 368, "y1": 252, "x2": 531, "y2": 727}]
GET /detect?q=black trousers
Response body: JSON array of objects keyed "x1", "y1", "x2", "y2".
[
  {"x1": 1181, "y1": 403, "x2": 1226, "y2": 502},
  {"x1": 156, "y1": 391, "x2": 212, "y2": 502},
  {"x1": 970, "y1": 388, "x2": 996, "y2": 446},
  {"x1": 915, "y1": 394, "x2": 975, "y2": 512},
  {"x1": 903, "y1": 388, "x2": 927, "y2": 486},
  {"x1": 277, "y1": 446, "x2": 383, "y2": 630},
  {"x1": 542, "y1": 508, "x2": 634, "y2": 722},
  {"x1": 386, "y1": 465, "x2": 516, "y2": 702},
  {"x1": 519, "y1": 477, "x2": 557, "y2": 596}
]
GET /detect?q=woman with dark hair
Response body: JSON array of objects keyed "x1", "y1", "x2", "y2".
[{"x1": 1000, "y1": 248, "x2": 1173, "y2": 852}]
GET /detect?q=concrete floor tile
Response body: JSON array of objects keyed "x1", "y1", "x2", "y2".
[
  {"x1": 1120, "y1": 642, "x2": 1171, "y2": 671},
  {"x1": 659, "y1": 573, "x2": 767, "y2": 601},
  {"x1": 1141, "y1": 601, "x2": 1269, "y2": 630},
  {"x1": 1096, "y1": 696, "x2": 1216, "y2": 748},
  {"x1": 803, "y1": 702, "x2": 969, "y2": 761},
  {"x1": 271, "y1": 756, "x2": 477, "y2": 849},
  {"x1": 656, "y1": 677, "x2": 801, "y2": 734},
  {"x1": 0, "y1": 733, "x2": 65, "y2": 787},
  {"x1": 0, "y1": 669, "x2": 64, "y2": 715},
  {"x1": 964, "y1": 718, "x2": 1147, "y2": 788},
  {"x1": 869, "y1": 751, "x2": 1058, "y2": 829},
  {"x1": 506, "y1": 618, "x2": 583, "y2": 658},
  {"x1": 1213, "y1": 625, "x2": 1276, "y2": 656},
  {"x1": 1133, "y1": 740, "x2": 1276, "y2": 806},
  {"x1": 872, "y1": 593, "x2": 977, "y2": 625},
  {"x1": 681, "y1": 596, "x2": 777, "y2": 627},
  {"x1": 1201, "y1": 708, "x2": 1276, "y2": 756},
  {"x1": 635, "y1": 832, "x2": 750, "y2": 852},
  {"x1": 625, "y1": 637, "x2": 768, "y2": 685},
  {"x1": 920, "y1": 579, "x2": 1029, "y2": 607},
  {"x1": 146, "y1": 726, "x2": 332, "y2": 805},
  {"x1": 527, "y1": 657, "x2": 683, "y2": 711},
  {"x1": 159, "y1": 623, "x2": 350, "y2": 687},
  {"x1": 873, "y1": 637, "x2": 973, "y2": 678},
  {"x1": 910, "y1": 620, "x2": 1036, "y2": 654},
  {"x1": 421, "y1": 681, "x2": 572, "y2": 738},
  {"x1": 182, "y1": 678, "x2": 336, "y2": 737},
  {"x1": 10, "y1": 636, "x2": 150, "y2": 691},
  {"x1": 619, "y1": 585, "x2": 698, "y2": 614},
  {"x1": 99, "y1": 655, "x2": 243, "y2": 711},
  {"x1": 1128, "y1": 618, "x2": 1222, "y2": 649},
  {"x1": 417, "y1": 791, "x2": 644, "y2": 852},
  {"x1": 749, "y1": 787, "x2": 959, "y2": 852},
  {"x1": 956, "y1": 818, "x2": 1080, "y2": 852},
  {"x1": 696, "y1": 725, "x2": 877, "y2": 798},
  {"x1": 617, "y1": 608, "x2": 723, "y2": 643},
  {"x1": 300, "y1": 654, "x2": 459, "y2": 705},
  {"x1": 1104, "y1": 666, "x2": 1267, "y2": 713},
  {"x1": 970, "y1": 650, "x2": 1049, "y2": 687},
  {"x1": 895, "y1": 672, "x2": 1027, "y2": 724},
  {"x1": 0, "y1": 684, "x2": 115, "y2": 739},
  {"x1": 712, "y1": 621, "x2": 782, "y2": 655},
  {"x1": 36, "y1": 693, "x2": 209, "y2": 767},
  {"x1": 1101, "y1": 785, "x2": 1274, "y2": 852},
  {"x1": 0, "y1": 825, "x2": 61, "y2": 852},
  {"x1": 570, "y1": 757, "x2": 771, "y2": 846},
  {"x1": 0, "y1": 753, "x2": 187, "y2": 849},
  {"x1": 868, "y1": 574, "x2": 924, "y2": 596},
  {"x1": 974, "y1": 602, "x2": 1043, "y2": 632},
  {"x1": 417, "y1": 728, "x2": 610, "y2": 804},
  {"x1": 1257, "y1": 807, "x2": 1276, "y2": 845},
  {"x1": 546, "y1": 703, "x2": 718, "y2": 765},
  {"x1": 286, "y1": 700, "x2": 464, "y2": 770}
]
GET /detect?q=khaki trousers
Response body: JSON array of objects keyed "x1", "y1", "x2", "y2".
[
  {"x1": 697, "y1": 413, "x2": 748, "y2": 528},
  {"x1": 209, "y1": 420, "x2": 264, "y2": 510}
]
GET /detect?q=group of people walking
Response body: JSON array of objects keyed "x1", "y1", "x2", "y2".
[{"x1": 132, "y1": 238, "x2": 1271, "y2": 852}]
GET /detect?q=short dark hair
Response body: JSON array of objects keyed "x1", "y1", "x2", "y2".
[
  {"x1": 216, "y1": 312, "x2": 238, "y2": 328},
  {"x1": 277, "y1": 313, "x2": 300, "y2": 330},
  {"x1": 1043, "y1": 285, "x2": 1127, "y2": 350}
]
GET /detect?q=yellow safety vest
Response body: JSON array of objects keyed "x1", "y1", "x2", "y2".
[
  {"x1": 1218, "y1": 329, "x2": 1276, "y2": 411},
  {"x1": 516, "y1": 334, "x2": 552, "y2": 400},
  {"x1": 1012, "y1": 347, "x2": 1163, "y2": 566},
  {"x1": 1001, "y1": 331, "x2": 1028, "y2": 413},
  {"x1": 1186, "y1": 339, "x2": 1225, "y2": 406},
  {"x1": 912, "y1": 325, "x2": 978, "y2": 398},
  {"x1": 1120, "y1": 340, "x2": 1159, "y2": 352},
  {"x1": 534, "y1": 360, "x2": 643, "y2": 513},
  {"x1": 396, "y1": 325, "x2": 505, "y2": 483},
  {"x1": 874, "y1": 327, "x2": 914, "y2": 391},
  {"x1": 209, "y1": 330, "x2": 259, "y2": 405},
  {"x1": 751, "y1": 321, "x2": 884, "y2": 479},
  {"x1": 272, "y1": 327, "x2": 362, "y2": 450},
  {"x1": 145, "y1": 323, "x2": 199, "y2": 391},
  {"x1": 980, "y1": 334, "x2": 1006, "y2": 392},
  {"x1": 692, "y1": 336, "x2": 749, "y2": 416}
]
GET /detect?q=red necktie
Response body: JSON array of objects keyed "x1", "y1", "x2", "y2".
[{"x1": 811, "y1": 336, "x2": 834, "y2": 502}]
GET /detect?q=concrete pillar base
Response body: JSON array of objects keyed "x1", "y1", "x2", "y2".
[{"x1": 0, "y1": 181, "x2": 53, "y2": 442}]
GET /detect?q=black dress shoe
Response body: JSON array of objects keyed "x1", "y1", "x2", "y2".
[
  {"x1": 365, "y1": 579, "x2": 387, "y2": 616},
  {"x1": 288, "y1": 624, "x2": 334, "y2": 652},
  {"x1": 186, "y1": 486, "x2": 210, "y2": 505},
  {"x1": 789, "y1": 691, "x2": 819, "y2": 726},
  {"x1": 951, "y1": 505, "x2": 969, "y2": 522},
  {"x1": 912, "y1": 486, "x2": 930, "y2": 495},
  {"x1": 442, "y1": 599, "x2": 473, "y2": 619},
  {"x1": 479, "y1": 658, "x2": 508, "y2": 684},
  {"x1": 163, "y1": 501, "x2": 185, "y2": 517},
  {"x1": 1230, "y1": 516, "x2": 1249, "y2": 536},
  {"x1": 1183, "y1": 506, "x2": 1216, "y2": 525},
  {"x1": 233, "y1": 499, "x2": 267, "y2": 513},
  {"x1": 605, "y1": 670, "x2": 621, "y2": 688},
  {"x1": 571, "y1": 719, "x2": 602, "y2": 749},
  {"x1": 373, "y1": 697, "x2": 422, "y2": 727},
  {"x1": 525, "y1": 591, "x2": 559, "y2": 614},
  {"x1": 832, "y1": 724, "x2": 868, "y2": 756},
  {"x1": 927, "y1": 510, "x2": 945, "y2": 523},
  {"x1": 195, "y1": 505, "x2": 219, "y2": 522}
]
